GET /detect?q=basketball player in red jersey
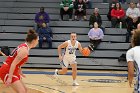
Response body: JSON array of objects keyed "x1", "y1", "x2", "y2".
[{"x1": 0, "y1": 29, "x2": 38, "y2": 93}]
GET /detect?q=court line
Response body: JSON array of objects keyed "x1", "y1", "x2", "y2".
[
  {"x1": 25, "y1": 83, "x2": 65, "y2": 93},
  {"x1": 22, "y1": 71, "x2": 130, "y2": 77}
]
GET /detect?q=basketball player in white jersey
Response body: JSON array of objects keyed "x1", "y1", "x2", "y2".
[
  {"x1": 126, "y1": 29, "x2": 140, "y2": 93},
  {"x1": 55, "y1": 32, "x2": 83, "y2": 86}
]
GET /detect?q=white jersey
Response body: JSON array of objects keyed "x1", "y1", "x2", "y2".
[
  {"x1": 64, "y1": 40, "x2": 79, "y2": 58},
  {"x1": 126, "y1": 46, "x2": 140, "y2": 92}
]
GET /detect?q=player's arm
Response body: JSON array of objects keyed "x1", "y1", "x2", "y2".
[
  {"x1": 58, "y1": 41, "x2": 68, "y2": 61},
  {"x1": 126, "y1": 49, "x2": 134, "y2": 87},
  {"x1": 128, "y1": 61, "x2": 134, "y2": 87},
  {"x1": 0, "y1": 51, "x2": 7, "y2": 57},
  {"x1": 78, "y1": 42, "x2": 83, "y2": 54},
  {"x1": 5, "y1": 47, "x2": 28, "y2": 85}
]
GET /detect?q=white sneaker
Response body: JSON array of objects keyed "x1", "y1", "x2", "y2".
[
  {"x1": 54, "y1": 69, "x2": 58, "y2": 76},
  {"x1": 73, "y1": 81, "x2": 79, "y2": 86}
]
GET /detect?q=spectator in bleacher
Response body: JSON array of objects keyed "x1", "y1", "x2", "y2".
[
  {"x1": 126, "y1": 2, "x2": 140, "y2": 35},
  {"x1": 131, "y1": 23, "x2": 140, "y2": 34},
  {"x1": 119, "y1": 23, "x2": 140, "y2": 61},
  {"x1": 89, "y1": 8, "x2": 105, "y2": 33},
  {"x1": 83, "y1": 0, "x2": 92, "y2": 9},
  {"x1": 89, "y1": 8, "x2": 102, "y2": 28},
  {"x1": 126, "y1": 23, "x2": 140, "y2": 43},
  {"x1": 38, "y1": 23, "x2": 53, "y2": 49},
  {"x1": 60, "y1": 0, "x2": 73, "y2": 21},
  {"x1": 137, "y1": 0, "x2": 140, "y2": 11},
  {"x1": 35, "y1": 7, "x2": 50, "y2": 29},
  {"x1": 88, "y1": 22, "x2": 104, "y2": 50},
  {"x1": 111, "y1": 2, "x2": 126, "y2": 28},
  {"x1": 107, "y1": 0, "x2": 119, "y2": 21},
  {"x1": 74, "y1": 0, "x2": 87, "y2": 21}
]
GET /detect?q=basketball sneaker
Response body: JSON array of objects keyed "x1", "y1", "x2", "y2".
[
  {"x1": 54, "y1": 69, "x2": 58, "y2": 76},
  {"x1": 73, "y1": 80, "x2": 79, "y2": 86},
  {"x1": 88, "y1": 44, "x2": 94, "y2": 51}
]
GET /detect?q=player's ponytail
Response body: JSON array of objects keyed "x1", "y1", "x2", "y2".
[{"x1": 26, "y1": 29, "x2": 38, "y2": 43}]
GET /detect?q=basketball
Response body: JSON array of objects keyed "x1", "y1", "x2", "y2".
[{"x1": 82, "y1": 47, "x2": 90, "y2": 56}]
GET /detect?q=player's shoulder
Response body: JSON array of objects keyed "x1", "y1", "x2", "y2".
[{"x1": 127, "y1": 46, "x2": 140, "y2": 54}]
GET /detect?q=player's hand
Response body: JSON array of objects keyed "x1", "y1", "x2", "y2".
[
  {"x1": 5, "y1": 77, "x2": 12, "y2": 86},
  {"x1": 20, "y1": 73, "x2": 26, "y2": 78},
  {"x1": 59, "y1": 55, "x2": 63, "y2": 62},
  {"x1": 117, "y1": 16, "x2": 120, "y2": 19}
]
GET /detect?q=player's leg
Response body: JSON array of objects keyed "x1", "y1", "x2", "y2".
[
  {"x1": 57, "y1": 67, "x2": 68, "y2": 75},
  {"x1": 55, "y1": 58, "x2": 68, "y2": 75},
  {"x1": 20, "y1": 79, "x2": 28, "y2": 92},
  {"x1": 10, "y1": 80, "x2": 27, "y2": 93},
  {"x1": 70, "y1": 62, "x2": 79, "y2": 86}
]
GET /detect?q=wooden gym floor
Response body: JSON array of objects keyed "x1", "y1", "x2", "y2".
[{"x1": 0, "y1": 69, "x2": 134, "y2": 93}]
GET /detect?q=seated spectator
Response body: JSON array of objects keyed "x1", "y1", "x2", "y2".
[
  {"x1": 60, "y1": 0, "x2": 73, "y2": 21},
  {"x1": 126, "y1": 2, "x2": 140, "y2": 35},
  {"x1": 74, "y1": 0, "x2": 87, "y2": 21},
  {"x1": 83, "y1": 0, "x2": 92, "y2": 9},
  {"x1": 111, "y1": 3, "x2": 126, "y2": 28},
  {"x1": 38, "y1": 23, "x2": 53, "y2": 48},
  {"x1": 35, "y1": 7, "x2": 50, "y2": 30},
  {"x1": 89, "y1": 8, "x2": 102, "y2": 28},
  {"x1": 119, "y1": 23, "x2": 140, "y2": 61},
  {"x1": 88, "y1": 22, "x2": 104, "y2": 50},
  {"x1": 137, "y1": 0, "x2": 140, "y2": 11},
  {"x1": 107, "y1": 0, "x2": 119, "y2": 21},
  {"x1": 89, "y1": 8, "x2": 104, "y2": 32}
]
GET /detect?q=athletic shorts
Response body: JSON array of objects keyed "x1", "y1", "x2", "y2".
[
  {"x1": 61, "y1": 56, "x2": 77, "y2": 68},
  {"x1": 0, "y1": 63, "x2": 21, "y2": 84}
]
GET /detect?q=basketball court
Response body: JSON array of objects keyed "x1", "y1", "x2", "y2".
[{"x1": 0, "y1": 69, "x2": 134, "y2": 93}]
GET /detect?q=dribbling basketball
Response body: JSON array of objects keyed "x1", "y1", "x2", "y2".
[{"x1": 82, "y1": 47, "x2": 91, "y2": 56}]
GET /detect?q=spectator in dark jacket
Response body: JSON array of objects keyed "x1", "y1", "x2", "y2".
[
  {"x1": 89, "y1": 8, "x2": 102, "y2": 28},
  {"x1": 38, "y1": 23, "x2": 53, "y2": 48},
  {"x1": 83, "y1": 0, "x2": 92, "y2": 8},
  {"x1": 74, "y1": 0, "x2": 87, "y2": 21},
  {"x1": 35, "y1": 7, "x2": 50, "y2": 29},
  {"x1": 89, "y1": 8, "x2": 105, "y2": 33},
  {"x1": 60, "y1": 0, "x2": 73, "y2": 21}
]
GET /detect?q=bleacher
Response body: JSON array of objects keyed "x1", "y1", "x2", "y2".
[{"x1": 0, "y1": 0, "x2": 137, "y2": 70}]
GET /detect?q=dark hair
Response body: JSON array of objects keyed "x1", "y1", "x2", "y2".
[
  {"x1": 40, "y1": 7, "x2": 44, "y2": 10},
  {"x1": 114, "y1": 2, "x2": 122, "y2": 10},
  {"x1": 132, "y1": 29, "x2": 140, "y2": 46},
  {"x1": 26, "y1": 29, "x2": 38, "y2": 43}
]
